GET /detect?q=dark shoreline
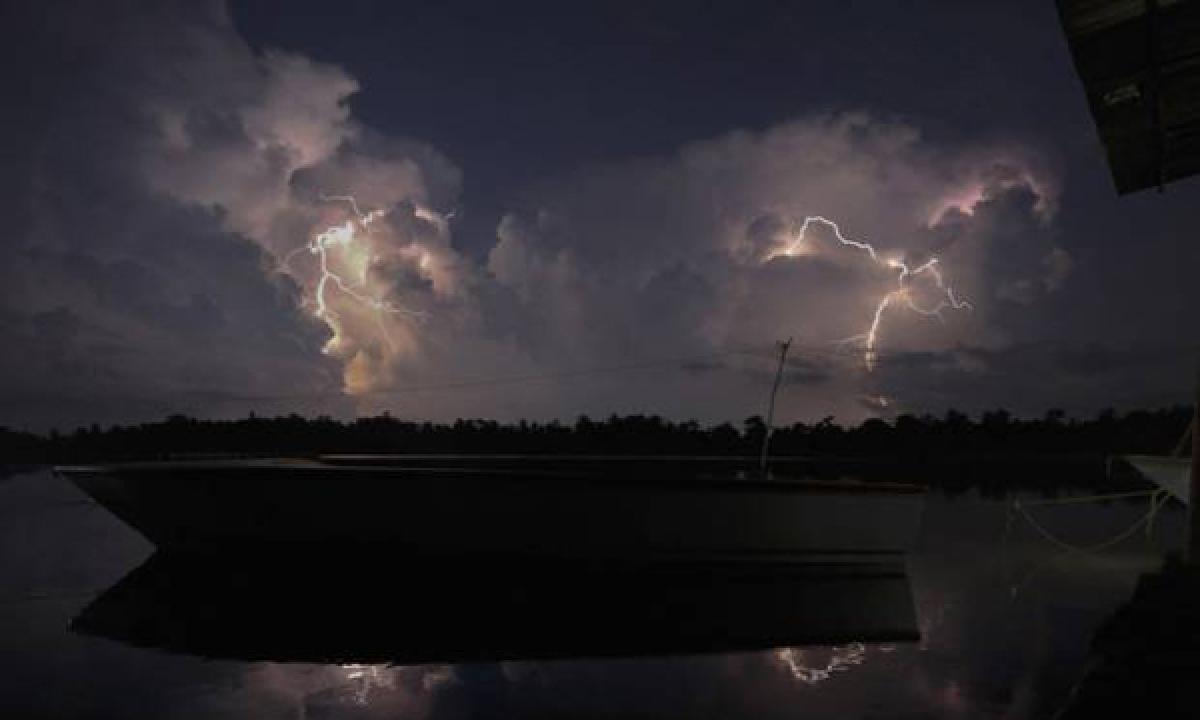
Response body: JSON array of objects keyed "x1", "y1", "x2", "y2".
[{"x1": 4, "y1": 406, "x2": 1189, "y2": 494}]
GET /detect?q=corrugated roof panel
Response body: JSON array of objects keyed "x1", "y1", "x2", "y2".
[{"x1": 1057, "y1": 0, "x2": 1200, "y2": 194}]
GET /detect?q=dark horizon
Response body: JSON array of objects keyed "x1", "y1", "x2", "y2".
[{"x1": 8, "y1": 406, "x2": 1190, "y2": 486}]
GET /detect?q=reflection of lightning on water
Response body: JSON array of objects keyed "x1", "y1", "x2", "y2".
[
  {"x1": 777, "y1": 216, "x2": 972, "y2": 371},
  {"x1": 281, "y1": 195, "x2": 427, "y2": 355},
  {"x1": 335, "y1": 664, "x2": 453, "y2": 707},
  {"x1": 776, "y1": 643, "x2": 868, "y2": 684},
  {"x1": 340, "y1": 664, "x2": 394, "y2": 705}
]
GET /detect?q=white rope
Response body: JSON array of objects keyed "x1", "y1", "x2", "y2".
[
  {"x1": 1012, "y1": 489, "x2": 1170, "y2": 556},
  {"x1": 1003, "y1": 490, "x2": 1173, "y2": 599}
]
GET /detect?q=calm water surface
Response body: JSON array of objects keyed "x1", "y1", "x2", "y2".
[{"x1": 0, "y1": 469, "x2": 1185, "y2": 719}]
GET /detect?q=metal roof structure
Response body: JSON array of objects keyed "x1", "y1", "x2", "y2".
[{"x1": 1057, "y1": 0, "x2": 1200, "y2": 194}]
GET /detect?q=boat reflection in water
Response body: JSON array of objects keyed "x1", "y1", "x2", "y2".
[
  {"x1": 71, "y1": 552, "x2": 919, "y2": 665},
  {"x1": 61, "y1": 455, "x2": 925, "y2": 665}
]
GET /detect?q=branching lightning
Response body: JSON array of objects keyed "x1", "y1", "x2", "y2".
[
  {"x1": 776, "y1": 643, "x2": 869, "y2": 685},
  {"x1": 280, "y1": 195, "x2": 427, "y2": 355},
  {"x1": 777, "y1": 216, "x2": 972, "y2": 371}
]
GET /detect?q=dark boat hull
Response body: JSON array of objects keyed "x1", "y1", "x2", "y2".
[{"x1": 59, "y1": 458, "x2": 924, "y2": 562}]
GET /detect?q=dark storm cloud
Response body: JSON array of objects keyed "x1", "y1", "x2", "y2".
[
  {"x1": 680, "y1": 359, "x2": 728, "y2": 375},
  {"x1": 873, "y1": 350, "x2": 963, "y2": 374},
  {"x1": 0, "y1": 2, "x2": 348, "y2": 429},
  {"x1": 685, "y1": 353, "x2": 832, "y2": 387},
  {"x1": 1055, "y1": 343, "x2": 1158, "y2": 378},
  {"x1": 784, "y1": 357, "x2": 834, "y2": 387}
]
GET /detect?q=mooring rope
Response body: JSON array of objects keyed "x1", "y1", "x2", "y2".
[
  {"x1": 1011, "y1": 489, "x2": 1171, "y2": 556},
  {"x1": 1001, "y1": 488, "x2": 1174, "y2": 599}
]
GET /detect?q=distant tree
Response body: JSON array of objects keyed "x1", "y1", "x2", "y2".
[{"x1": 0, "y1": 404, "x2": 1192, "y2": 495}]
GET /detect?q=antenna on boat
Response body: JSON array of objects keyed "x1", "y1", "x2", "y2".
[{"x1": 760, "y1": 338, "x2": 792, "y2": 476}]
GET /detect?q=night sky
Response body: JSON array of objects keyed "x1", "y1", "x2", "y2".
[{"x1": 3, "y1": 0, "x2": 1198, "y2": 431}]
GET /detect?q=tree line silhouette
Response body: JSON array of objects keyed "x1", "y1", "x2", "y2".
[{"x1": 1, "y1": 406, "x2": 1192, "y2": 492}]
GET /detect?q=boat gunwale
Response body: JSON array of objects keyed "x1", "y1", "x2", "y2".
[{"x1": 54, "y1": 458, "x2": 927, "y2": 496}]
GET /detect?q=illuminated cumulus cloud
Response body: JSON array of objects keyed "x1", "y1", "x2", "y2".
[
  {"x1": 488, "y1": 114, "x2": 1066, "y2": 421},
  {"x1": 136, "y1": 6, "x2": 468, "y2": 397},
  {"x1": 927, "y1": 160, "x2": 1058, "y2": 227},
  {"x1": 2, "y1": 0, "x2": 1071, "y2": 426},
  {"x1": 120, "y1": 5, "x2": 1067, "y2": 421},
  {"x1": 0, "y1": 1, "x2": 375, "y2": 427}
]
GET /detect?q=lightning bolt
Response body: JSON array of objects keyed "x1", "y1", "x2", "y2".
[
  {"x1": 776, "y1": 216, "x2": 972, "y2": 371},
  {"x1": 776, "y1": 643, "x2": 868, "y2": 685},
  {"x1": 280, "y1": 195, "x2": 427, "y2": 356}
]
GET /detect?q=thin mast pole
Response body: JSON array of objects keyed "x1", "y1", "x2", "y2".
[{"x1": 760, "y1": 338, "x2": 792, "y2": 475}]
